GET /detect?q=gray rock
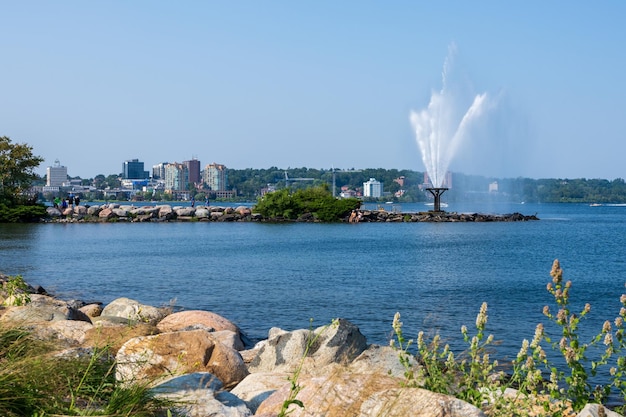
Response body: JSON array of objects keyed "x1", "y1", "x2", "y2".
[
  {"x1": 576, "y1": 403, "x2": 623, "y2": 417},
  {"x1": 349, "y1": 344, "x2": 417, "y2": 380},
  {"x1": 176, "y1": 207, "x2": 195, "y2": 217},
  {"x1": 230, "y1": 372, "x2": 290, "y2": 414},
  {"x1": 100, "y1": 297, "x2": 165, "y2": 324},
  {"x1": 0, "y1": 294, "x2": 88, "y2": 324},
  {"x1": 194, "y1": 208, "x2": 210, "y2": 218},
  {"x1": 247, "y1": 319, "x2": 368, "y2": 374},
  {"x1": 46, "y1": 207, "x2": 62, "y2": 217},
  {"x1": 255, "y1": 371, "x2": 486, "y2": 417},
  {"x1": 112, "y1": 208, "x2": 129, "y2": 217},
  {"x1": 151, "y1": 373, "x2": 252, "y2": 417}
]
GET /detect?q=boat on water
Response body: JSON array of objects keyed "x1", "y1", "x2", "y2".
[
  {"x1": 425, "y1": 202, "x2": 449, "y2": 208},
  {"x1": 590, "y1": 203, "x2": 603, "y2": 207}
]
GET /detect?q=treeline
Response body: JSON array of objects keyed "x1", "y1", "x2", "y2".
[{"x1": 227, "y1": 168, "x2": 626, "y2": 204}]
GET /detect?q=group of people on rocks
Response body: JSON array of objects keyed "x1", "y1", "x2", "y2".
[
  {"x1": 190, "y1": 195, "x2": 211, "y2": 208},
  {"x1": 53, "y1": 194, "x2": 80, "y2": 211}
]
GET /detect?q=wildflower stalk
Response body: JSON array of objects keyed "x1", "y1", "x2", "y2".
[
  {"x1": 278, "y1": 318, "x2": 339, "y2": 417},
  {"x1": 542, "y1": 259, "x2": 601, "y2": 409}
]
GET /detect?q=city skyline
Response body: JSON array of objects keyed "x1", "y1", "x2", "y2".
[{"x1": 3, "y1": 2, "x2": 626, "y2": 180}]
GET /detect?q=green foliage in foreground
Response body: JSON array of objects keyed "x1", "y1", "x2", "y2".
[
  {"x1": 0, "y1": 322, "x2": 171, "y2": 416},
  {"x1": 0, "y1": 202, "x2": 47, "y2": 223},
  {"x1": 392, "y1": 259, "x2": 626, "y2": 415},
  {"x1": 253, "y1": 184, "x2": 361, "y2": 222}
]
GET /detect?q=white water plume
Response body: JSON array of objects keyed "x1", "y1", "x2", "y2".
[{"x1": 410, "y1": 46, "x2": 490, "y2": 188}]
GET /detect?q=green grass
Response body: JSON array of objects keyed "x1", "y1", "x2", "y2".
[{"x1": 0, "y1": 322, "x2": 172, "y2": 416}]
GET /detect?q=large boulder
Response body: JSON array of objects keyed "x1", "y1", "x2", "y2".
[
  {"x1": 194, "y1": 208, "x2": 210, "y2": 219},
  {"x1": 157, "y1": 205, "x2": 174, "y2": 220},
  {"x1": 100, "y1": 297, "x2": 165, "y2": 324},
  {"x1": 73, "y1": 205, "x2": 88, "y2": 216},
  {"x1": 112, "y1": 208, "x2": 129, "y2": 217},
  {"x1": 35, "y1": 319, "x2": 94, "y2": 345},
  {"x1": 255, "y1": 371, "x2": 486, "y2": 417},
  {"x1": 230, "y1": 372, "x2": 290, "y2": 414},
  {"x1": 46, "y1": 207, "x2": 62, "y2": 217},
  {"x1": 115, "y1": 329, "x2": 249, "y2": 388},
  {"x1": 79, "y1": 303, "x2": 103, "y2": 318},
  {"x1": 176, "y1": 207, "x2": 195, "y2": 217},
  {"x1": 235, "y1": 206, "x2": 251, "y2": 216},
  {"x1": 98, "y1": 207, "x2": 115, "y2": 219},
  {"x1": 157, "y1": 310, "x2": 240, "y2": 334},
  {"x1": 0, "y1": 294, "x2": 90, "y2": 324},
  {"x1": 151, "y1": 373, "x2": 252, "y2": 417},
  {"x1": 247, "y1": 319, "x2": 368, "y2": 374},
  {"x1": 130, "y1": 206, "x2": 160, "y2": 217},
  {"x1": 348, "y1": 344, "x2": 417, "y2": 380}
]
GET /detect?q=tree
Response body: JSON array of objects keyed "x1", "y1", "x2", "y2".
[
  {"x1": 253, "y1": 185, "x2": 361, "y2": 222},
  {"x1": 0, "y1": 136, "x2": 44, "y2": 205}
]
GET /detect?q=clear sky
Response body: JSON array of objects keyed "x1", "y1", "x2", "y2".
[{"x1": 2, "y1": 1, "x2": 625, "y2": 180}]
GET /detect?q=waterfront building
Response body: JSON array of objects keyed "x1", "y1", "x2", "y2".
[
  {"x1": 203, "y1": 163, "x2": 228, "y2": 191},
  {"x1": 152, "y1": 162, "x2": 169, "y2": 180},
  {"x1": 184, "y1": 159, "x2": 201, "y2": 185},
  {"x1": 164, "y1": 163, "x2": 189, "y2": 192},
  {"x1": 46, "y1": 159, "x2": 68, "y2": 187},
  {"x1": 363, "y1": 178, "x2": 383, "y2": 198},
  {"x1": 122, "y1": 159, "x2": 149, "y2": 180}
]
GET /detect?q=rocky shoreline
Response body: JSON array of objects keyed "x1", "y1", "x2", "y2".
[
  {"x1": 45, "y1": 203, "x2": 539, "y2": 223},
  {"x1": 0, "y1": 275, "x2": 615, "y2": 417}
]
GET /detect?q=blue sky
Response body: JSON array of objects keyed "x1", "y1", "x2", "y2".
[{"x1": 2, "y1": 1, "x2": 625, "y2": 180}]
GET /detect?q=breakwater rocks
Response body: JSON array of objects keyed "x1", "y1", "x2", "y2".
[
  {"x1": 46, "y1": 203, "x2": 539, "y2": 223},
  {"x1": 0, "y1": 276, "x2": 612, "y2": 417}
]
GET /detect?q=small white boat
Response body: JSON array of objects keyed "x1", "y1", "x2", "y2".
[{"x1": 590, "y1": 203, "x2": 602, "y2": 207}]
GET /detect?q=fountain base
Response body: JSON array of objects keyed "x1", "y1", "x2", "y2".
[{"x1": 426, "y1": 187, "x2": 449, "y2": 212}]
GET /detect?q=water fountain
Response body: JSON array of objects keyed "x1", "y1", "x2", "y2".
[{"x1": 410, "y1": 45, "x2": 489, "y2": 211}]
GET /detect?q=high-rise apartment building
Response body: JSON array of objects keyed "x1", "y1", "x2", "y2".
[
  {"x1": 152, "y1": 162, "x2": 169, "y2": 180},
  {"x1": 122, "y1": 159, "x2": 149, "y2": 179},
  {"x1": 203, "y1": 163, "x2": 228, "y2": 191},
  {"x1": 46, "y1": 159, "x2": 68, "y2": 187},
  {"x1": 363, "y1": 178, "x2": 383, "y2": 198},
  {"x1": 164, "y1": 163, "x2": 189, "y2": 192},
  {"x1": 183, "y1": 159, "x2": 201, "y2": 185}
]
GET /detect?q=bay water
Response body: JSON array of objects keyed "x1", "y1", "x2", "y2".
[{"x1": 1, "y1": 202, "x2": 626, "y2": 371}]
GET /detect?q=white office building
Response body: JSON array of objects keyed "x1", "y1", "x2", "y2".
[
  {"x1": 46, "y1": 159, "x2": 68, "y2": 187},
  {"x1": 363, "y1": 178, "x2": 383, "y2": 198}
]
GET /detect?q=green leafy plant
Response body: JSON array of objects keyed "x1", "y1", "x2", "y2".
[
  {"x1": 2, "y1": 274, "x2": 31, "y2": 306},
  {"x1": 392, "y1": 260, "x2": 626, "y2": 415},
  {"x1": 254, "y1": 185, "x2": 360, "y2": 222}
]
